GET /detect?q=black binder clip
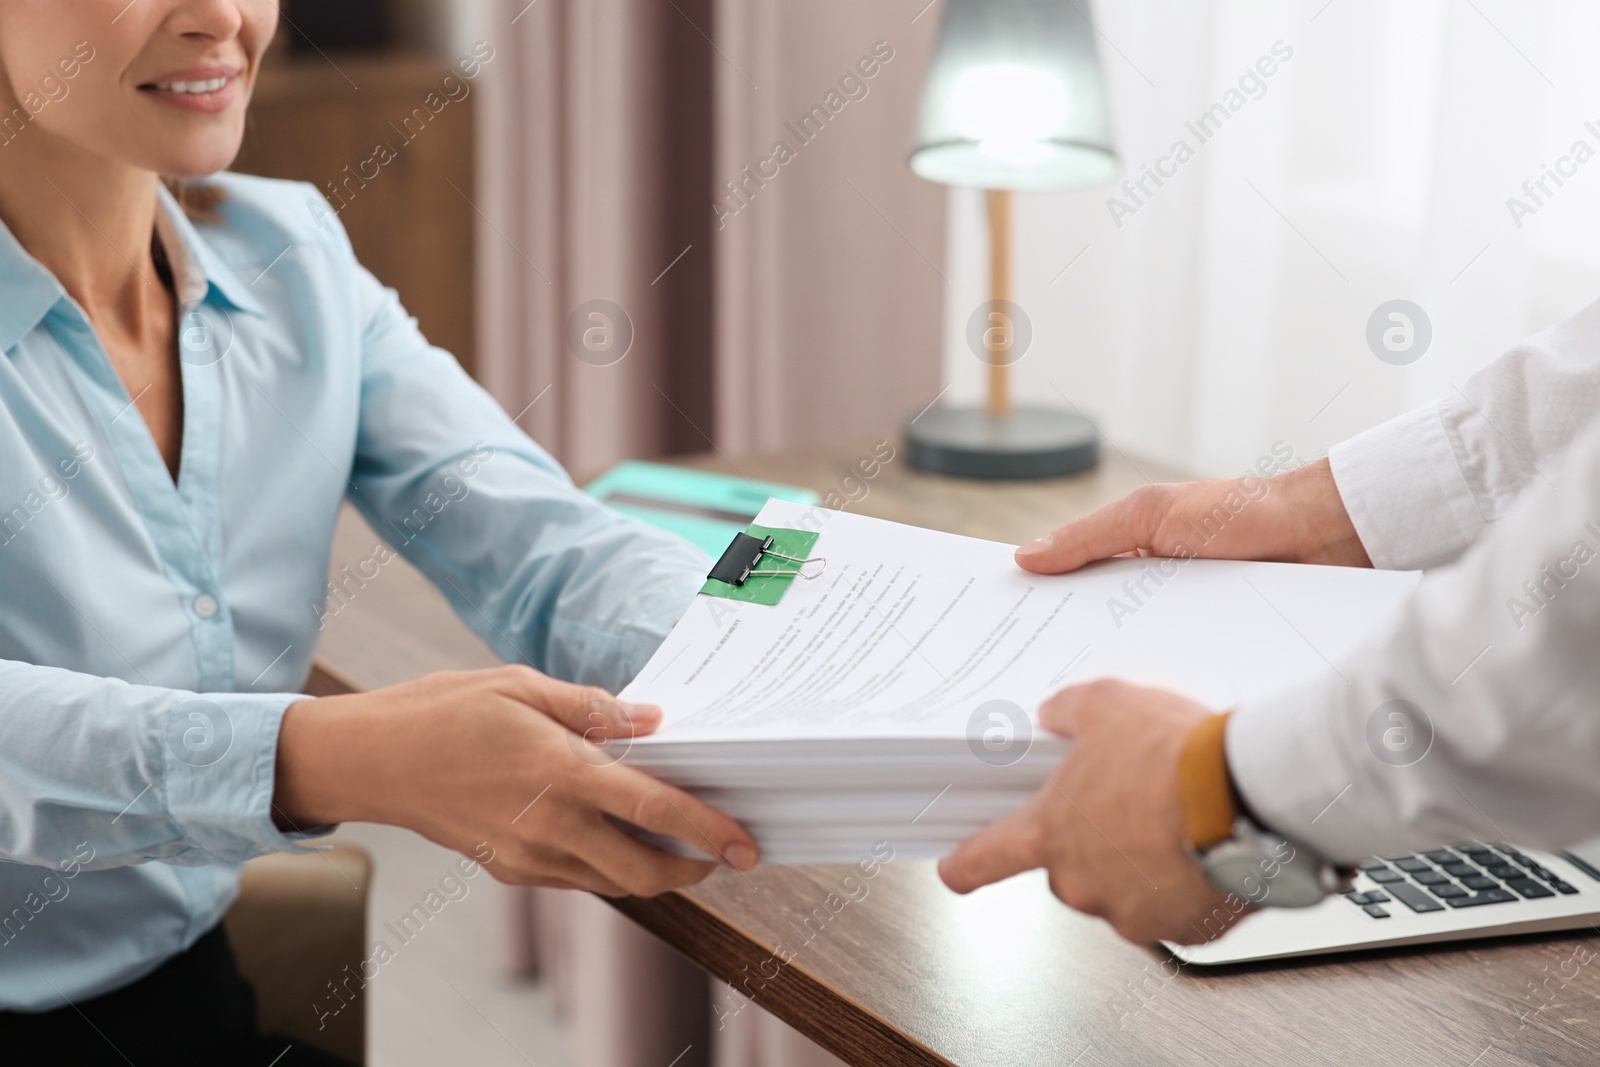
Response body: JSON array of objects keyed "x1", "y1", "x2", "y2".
[{"x1": 708, "y1": 532, "x2": 826, "y2": 587}]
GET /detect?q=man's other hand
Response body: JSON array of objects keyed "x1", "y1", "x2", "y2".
[{"x1": 1014, "y1": 458, "x2": 1371, "y2": 575}]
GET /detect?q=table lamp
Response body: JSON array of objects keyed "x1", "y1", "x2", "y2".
[{"x1": 906, "y1": 0, "x2": 1118, "y2": 479}]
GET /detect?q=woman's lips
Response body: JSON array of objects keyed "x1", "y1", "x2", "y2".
[{"x1": 137, "y1": 70, "x2": 242, "y2": 114}]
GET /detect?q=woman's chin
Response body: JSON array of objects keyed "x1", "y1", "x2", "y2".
[
  {"x1": 153, "y1": 145, "x2": 243, "y2": 182},
  {"x1": 162, "y1": 165, "x2": 232, "y2": 182},
  {"x1": 125, "y1": 120, "x2": 247, "y2": 182}
]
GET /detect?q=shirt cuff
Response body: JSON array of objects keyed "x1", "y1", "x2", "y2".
[
  {"x1": 1328, "y1": 402, "x2": 1489, "y2": 570},
  {"x1": 1225, "y1": 672, "x2": 1386, "y2": 864},
  {"x1": 162, "y1": 692, "x2": 331, "y2": 864}
]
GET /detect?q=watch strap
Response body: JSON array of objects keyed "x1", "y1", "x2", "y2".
[{"x1": 1178, "y1": 712, "x2": 1238, "y2": 850}]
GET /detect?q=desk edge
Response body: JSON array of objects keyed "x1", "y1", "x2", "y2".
[{"x1": 607, "y1": 891, "x2": 955, "y2": 1067}]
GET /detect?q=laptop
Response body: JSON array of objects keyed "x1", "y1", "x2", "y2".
[{"x1": 1168, "y1": 839, "x2": 1600, "y2": 965}]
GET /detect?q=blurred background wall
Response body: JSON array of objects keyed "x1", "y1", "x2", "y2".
[
  {"x1": 240, "y1": 0, "x2": 1600, "y2": 487},
  {"x1": 940, "y1": 0, "x2": 1600, "y2": 479},
  {"x1": 242, "y1": 0, "x2": 946, "y2": 484},
  {"x1": 236, "y1": 0, "x2": 489, "y2": 380}
]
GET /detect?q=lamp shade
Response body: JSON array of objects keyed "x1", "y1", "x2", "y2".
[{"x1": 910, "y1": 0, "x2": 1117, "y2": 191}]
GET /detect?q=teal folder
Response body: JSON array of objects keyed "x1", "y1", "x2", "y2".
[{"x1": 585, "y1": 461, "x2": 820, "y2": 557}]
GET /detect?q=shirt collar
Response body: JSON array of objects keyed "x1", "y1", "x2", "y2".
[
  {"x1": 154, "y1": 183, "x2": 266, "y2": 319},
  {"x1": 0, "y1": 183, "x2": 267, "y2": 355},
  {"x1": 0, "y1": 215, "x2": 66, "y2": 355}
]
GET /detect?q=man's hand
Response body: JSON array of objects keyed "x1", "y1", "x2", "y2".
[
  {"x1": 274, "y1": 666, "x2": 760, "y2": 897},
  {"x1": 1015, "y1": 458, "x2": 1371, "y2": 574},
  {"x1": 939, "y1": 679, "x2": 1245, "y2": 945}
]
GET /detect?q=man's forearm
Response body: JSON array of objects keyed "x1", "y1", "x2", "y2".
[{"x1": 1230, "y1": 419, "x2": 1600, "y2": 859}]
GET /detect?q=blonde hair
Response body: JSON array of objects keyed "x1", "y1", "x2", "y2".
[{"x1": 161, "y1": 178, "x2": 226, "y2": 223}]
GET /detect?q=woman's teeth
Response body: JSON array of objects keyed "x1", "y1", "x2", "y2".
[{"x1": 152, "y1": 77, "x2": 229, "y2": 94}]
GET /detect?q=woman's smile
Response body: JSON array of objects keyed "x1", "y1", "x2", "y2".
[{"x1": 136, "y1": 64, "x2": 241, "y2": 114}]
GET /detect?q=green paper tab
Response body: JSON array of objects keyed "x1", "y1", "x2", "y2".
[{"x1": 699, "y1": 524, "x2": 822, "y2": 606}]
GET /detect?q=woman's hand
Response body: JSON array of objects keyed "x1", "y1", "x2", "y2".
[
  {"x1": 1014, "y1": 458, "x2": 1371, "y2": 573},
  {"x1": 273, "y1": 666, "x2": 758, "y2": 897}
]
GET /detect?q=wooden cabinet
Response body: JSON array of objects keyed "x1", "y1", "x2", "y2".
[{"x1": 233, "y1": 54, "x2": 477, "y2": 377}]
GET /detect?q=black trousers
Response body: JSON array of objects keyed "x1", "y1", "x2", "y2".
[{"x1": 0, "y1": 923, "x2": 358, "y2": 1066}]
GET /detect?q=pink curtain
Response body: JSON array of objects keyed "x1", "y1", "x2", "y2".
[
  {"x1": 476, "y1": 0, "x2": 945, "y2": 472},
  {"x1": 710, "y1": 0, "x2": 946, "y2": 454},
  {"x1": 479, "y1": 2, "x2": 945, "y2": 1065},
  {"x1": 475, "y1": 0, "x2": 717, "y2": 479}
]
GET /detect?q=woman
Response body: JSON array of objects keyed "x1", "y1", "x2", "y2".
[{"x1": 0, "y1": 2, "x2": 757, "y2": 1062}]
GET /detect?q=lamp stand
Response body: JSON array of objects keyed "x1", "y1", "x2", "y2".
[
  {"x1": 905, "y1": 189, "x2": 1100, "y2": 480},
  {"x1": 987, "y1": 187, "x2": 1013, "y2": 418}
]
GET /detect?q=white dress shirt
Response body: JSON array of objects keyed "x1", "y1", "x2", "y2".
[{"x1": 1228, "y1": 295, "x2": 1600, "y2": 861}]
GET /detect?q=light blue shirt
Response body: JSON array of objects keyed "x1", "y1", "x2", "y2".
[{"x1": 0, "y1": 174, "x2": 706, "y2": 1011}]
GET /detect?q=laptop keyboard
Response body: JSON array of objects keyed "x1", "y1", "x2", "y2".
[{"x1": 1347, "y1": 844, "x2": 1579, "y2": 918}]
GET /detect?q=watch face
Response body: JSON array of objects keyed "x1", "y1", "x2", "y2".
[{"x1": 1205, "y1": 842, "x2": 1329, "y2": 908}]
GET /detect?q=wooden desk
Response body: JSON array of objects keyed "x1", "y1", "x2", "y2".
[{"x1": 317, "y1": 441, "x2": 1600, "y2": 1067}]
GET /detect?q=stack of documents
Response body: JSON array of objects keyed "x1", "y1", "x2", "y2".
[{"x1": 620, "y1": 499, "x2": 1420, "y2": 865}]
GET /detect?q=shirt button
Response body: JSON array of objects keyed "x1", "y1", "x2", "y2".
[{"x1": 193, "y1": 594, "x2": 220, "y2": 619}]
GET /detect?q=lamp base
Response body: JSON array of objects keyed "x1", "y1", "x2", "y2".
[{"x1": 905, "y1": 405, "x2": 1099, "y2": 480}]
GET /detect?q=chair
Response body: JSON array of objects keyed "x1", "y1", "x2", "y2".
[{"x1": 226, "y1": 841, "x2": 372, "y2": 1064}]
